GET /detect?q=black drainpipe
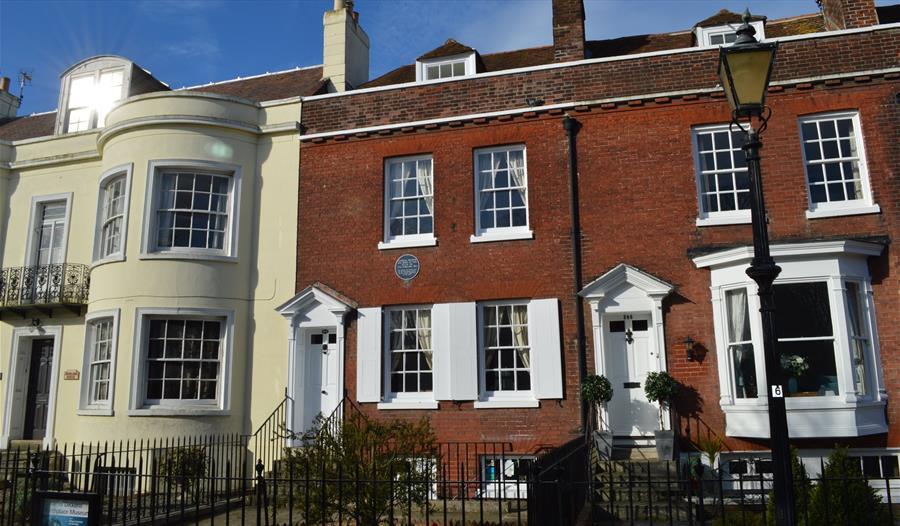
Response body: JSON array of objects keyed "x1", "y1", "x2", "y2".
[{"x1": 563, "y1": 114, "x2": 588, "y2": 434}]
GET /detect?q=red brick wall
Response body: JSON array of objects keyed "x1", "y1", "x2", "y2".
[
  {"x1": 298, "y1": 79, "x2": 898, "y2": 453},
  {"x1": 820, "y1": 0, "x2": 880, "y2": 29},
  {"x1": 299, "y1": 120, "x2": 584, "y2": 453},
  {"x1": 552, "y1": 0, "x2": 586, "y2": 62},
  {"x1": 301, "y1": 28, "x2": 899, "y2": 136}
]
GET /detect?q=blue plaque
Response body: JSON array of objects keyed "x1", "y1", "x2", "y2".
[{"x1": 395, "y1": 254, "x2": 420, "y2": 281}]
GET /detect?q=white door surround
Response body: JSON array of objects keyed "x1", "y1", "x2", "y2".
[
  {"x1": 579, "y1": 264, "x2": 674, "y2": 436},
  {"x1": 2, "y1": 325, "x2": 64, "y2": 449},
  {"x1": 277, "y1": 283, "x2": 355, "y2": 445}
]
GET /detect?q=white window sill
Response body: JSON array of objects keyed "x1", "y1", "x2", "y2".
[
  {"x1": 140, "y1": 251, "x2": 238, "y2": 263},
  {"x1": 128, "y1": 407, "x2": 229, "y2": 417},
  {"x1": 806, "y1": 204, "x2": 881, "y2": 219},
  {"x1": 469, "y1": 230, "x2": 534, "y2": 244},
  {"x1": 377, "y1": 237, "x2": 437, "y2": 251},
  {"x1": 696, "y1": 215, "x2": 752, "y2": 227},
  {"x1": 377, "y1": 400, "x2": 439, "y2": 410},
  {"x1": 474, "y1": 399, "x2": 540, "y2": 409},
  {"x1": 77, "y1": 407, "x2": 114, "y2": 417},
  {"x1": 722, "y1": 398, "x2": 886, "y2": 438}
]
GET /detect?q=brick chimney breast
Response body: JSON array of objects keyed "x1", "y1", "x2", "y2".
[
  {"x1": 818, "y1": 0, "x2": 879, "y2": 29},
  {"x1": 552, "y1": 0, "x2": 586, "y2": 62}
]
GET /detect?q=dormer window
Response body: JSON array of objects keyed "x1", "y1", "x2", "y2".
[
  {"x1": 417, "y1": 53, "x2": 475, "y2": 82},
  {"x1": 696, "y1": 21, "x2": 765, "y2": 47},
  {"x1": 56, "y1": 56, "x2": 136, "y2": 135}
]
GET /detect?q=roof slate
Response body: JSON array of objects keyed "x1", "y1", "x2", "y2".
[
  {"x1": 418, "y1": 39, "x2": 476, "y2": 60},
  {"x1": 361, "y1": 11, "x2": 830, "y2": 88},
  {"x1": 693, "y1": 9, "x2": 766, "y2": 28},
  {"x1": 0, "y1": 66, "x2": 326, "y2": 142}
]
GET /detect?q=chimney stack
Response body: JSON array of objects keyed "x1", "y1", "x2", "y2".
[
  {"x1": 552, "y1": 0, "x2": 586, "y2": 62},
  {"x1": 322, "y1": 0, "x2": 370, "y2": 92},
  {"x1": 818, "y1": 0, "x2": 879, "y2": 30},
  {"x1": 0, "y1": 77, "x2": 20, "y2": 120}
]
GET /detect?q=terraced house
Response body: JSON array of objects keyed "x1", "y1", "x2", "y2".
[
  {"x1": 0, "y1": 1, "x2": 368, "y2": 448},
  {"x1": 295, "y1": 0, "x2": 900, "y2": 482}
]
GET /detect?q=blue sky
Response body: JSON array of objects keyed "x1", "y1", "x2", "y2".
[{"x1": 0, "y1": 0, "x2": 894, "y2": 115}]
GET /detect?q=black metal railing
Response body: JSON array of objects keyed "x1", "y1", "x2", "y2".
[{"x1": 0, "y1": 263, "x2": 90, "y2": 308}]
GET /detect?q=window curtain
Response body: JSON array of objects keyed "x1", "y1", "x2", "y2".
[
  {"x1": 727, "y1": 289, "x2": 749, "y2": 343},
  {"x1": 390, "y1": 314, "x2": 403, "y2": 372},
  {"x1": 846, "y1": 283, "x2": 868, "y2": 396},
  {"x1": 479, "y1": 154, "x2": 494, "y2": 212},
  {"x1": 416, "y1": 161, "x2": 434, "y2": 215},
  {"x1": 512, "y1": 307, "x2": 530, "y2": 369},
  {"x1": 417, "y1": 309, "x2": 433, "y2": 369},
  {"x1": 508, "y1": 150, "x2": 527, "y2": 203},
  {"x1": 727, "y1": 289, "x2": 753, "y2": 396}
]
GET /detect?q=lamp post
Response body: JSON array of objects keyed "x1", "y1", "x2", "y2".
[{"x1": 718, "y1": 10, "x2": 795, "y2": 526}]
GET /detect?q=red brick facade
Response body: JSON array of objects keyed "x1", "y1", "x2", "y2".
[{"x1": 296, "y1": 4, "x2": 899, "y2": 455}]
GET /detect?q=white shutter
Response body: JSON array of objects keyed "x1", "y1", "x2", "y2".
[
  {"x1": 356, "y1": 307, "x2": 382, "y2": 403},
  {"x1": 530, "y1": 298, "x2": 563, "y2": 399},
  {"x1": 432, "y1": 302, "x2": 478, "y2": 401}
]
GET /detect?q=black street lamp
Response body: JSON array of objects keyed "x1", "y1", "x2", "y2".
[{"x1": 718, "y1": 10, "x2": 795, "y2": 526}]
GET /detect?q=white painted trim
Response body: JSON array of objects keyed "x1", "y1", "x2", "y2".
[
  {"x1": 97, "y1": 116, "x2": 260, "y2": 149},
  {"x1": 806, "y1": 204, "x2": 881, "y2": 219},
  {"x1": 579, "y1": 263, "x2": 674, "y2": 300},
  {"x1": 691, "y1": 123, "x2": 752, "y2": 224},
  {"x1": 78, "y1": 309, "x2": 120, "y2": 416},
  {"x1": 303, "y1": 23, "x2": 900, "y2": 103},
  {"x1": 378, "y1": 237, "x2": 437, "y2": 250},
  {"x1": 473, "y1": 399, "x2": 539, "y2": 409},
  {"x1": 1, "y1": 325, "x2": 64, "y2": 449},
  {"x1": 692, "y1": 239, "x2": 884, "y2": 268},
  {"x1": 298, "y1": 67, "x2": 900, "y2": 142},
  {"x1": 140, "y1": 159, "x2": 242, "y2": 262},
  {"x1": 798, "y1": 111, "x2": 878, "y2": 216},
  {"x1": 128, "y1": 307, "x2": 234, "y2": 415},
  {"x1": 695, "y1": 21, "x2": 766, "y2": 47},
  {"x1": 377, "y1": 401, "x2": 440, "y2": 410},
  {"x1": 92, "y1": 164, "x2": 134, "y2": 265},
  {"x1": 56, "y1": 57, "x2": 132, "y2": 135},
  {"x1": 24, "y1": 193, "x2": 73, "y2": 268},
  {"x1": 696, "y1": 215, "x2": 751, "y2": 227}
]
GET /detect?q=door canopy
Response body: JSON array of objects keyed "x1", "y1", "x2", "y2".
[
  {"x1": 276, "y1": 282, "x2": 356, "y2": 325},
  {"x1": 579, "y1": 263, "x2": 674, "y2": 306}
]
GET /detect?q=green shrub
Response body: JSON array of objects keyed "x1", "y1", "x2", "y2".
[
  {"x1": 807, "y1": 447, "x2": 890, "y2": 526},
  {"x1": 764, "y1": 449, "x2": 812, "y2": 526},
  {"x1": 644, "y1": 371, "x2": 679, "y2": 428},
  {"x1": 582, "y1": 374, "x2": 613, "y2": 432},
  {"x1": 161, "y1": 446, "x2": 208, "y2": 498}
]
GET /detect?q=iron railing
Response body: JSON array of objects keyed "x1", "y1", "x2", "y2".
[{"x1": 0, "y1": 263, "x2": 90, "y2": 308}]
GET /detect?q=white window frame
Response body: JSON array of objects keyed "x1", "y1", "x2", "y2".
[
  {"x1": 695, "y1": 21, "x2": 765, "y2": 47},
  {"x1": 415, "y1": 52, "x2": 476, "y2": 82},
  {"x1": 471, "y1": 145, "x2": 533, "y2": 244},
  {"x1": 24, "y1": 193, "x2": 73, "y2": 268},
  {"x1": 79, "y1": 309, "x2": 120, "y2": 415},
  {"x1": 692, "y1": 124, "x2": 752, "y2": 226},
  {"x1": 378, "y1": 155, "x2": 437, "y2": 250},
  {"x1": 128, "y1": 307, "x2": 234, "y2": 416},
  {"x1": 694, "y1": 240, "x2": 886, "y2": 438},
  {"x1": 476, "y1": 300, "x2": 538, "y2": 407},
  {"x1": 56, "y1": 56, "x2": 132, "y2": 135},
  {"x1": 380, "y1": 305, "x2": 438, "y2": 409},
  {"x1": 93, "y1": 164, "x2": 133, "y2": 265},
  {"x1": 140, "y1": 160, "x2": 241, "y2": 261},
  {"x1": 798, "y1": 111, "x2": 879, "y2": 219}
]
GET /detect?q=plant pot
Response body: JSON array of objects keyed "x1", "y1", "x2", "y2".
[
  {"x1": 654, "y1": 430, "x2": 676, "y2": 461},
  {"x1": 593, "y1": 430, "x2": 613, "y2": 458}
]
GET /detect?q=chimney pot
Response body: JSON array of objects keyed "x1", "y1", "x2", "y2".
[{"x1": 0, "y1": 77, "x2": 9, "y2": 92}]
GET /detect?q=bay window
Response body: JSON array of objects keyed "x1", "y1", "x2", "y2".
[
  {"x1": 79, "y1": 310, "x2": 120, "y2": 415},
  {"x1": 93, "y1": 164, "x2": 133, "y2": 263},
  {"x1": 694, "y1": 240, "x2": 886, "y2": 438}
]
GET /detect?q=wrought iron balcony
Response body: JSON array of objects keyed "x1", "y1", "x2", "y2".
[{"x1": 0, "y1": 263, "x2": 90, "y2": 316}]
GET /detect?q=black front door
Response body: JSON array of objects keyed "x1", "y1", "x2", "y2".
[{"x1": 23, "y1": 338, "x2": 53, "y2": 440}]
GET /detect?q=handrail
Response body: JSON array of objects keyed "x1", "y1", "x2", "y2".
[{"x1": 0, "y1": 263, "x2": 90, "y2": 307}]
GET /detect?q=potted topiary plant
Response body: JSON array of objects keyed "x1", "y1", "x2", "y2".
[
  {"x1": 582, "y1": 374, "x2": 614, "y2": 457},
  {"x1": 644, "y1": 371, "x2": 680, "y2": 460}
]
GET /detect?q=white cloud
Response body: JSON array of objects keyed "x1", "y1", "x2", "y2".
[{"x1": 164, "y1": 38, "x2": 220, "y2": 59}]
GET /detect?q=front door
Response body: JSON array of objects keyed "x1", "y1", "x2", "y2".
[
  {"x1": 299, "y1": 329, "x2": 338, "y2": 433},
  {"x1": 605, "y1": 314, "x2": 658, "y2": 437},
  {"x1": 23, "y1": 338, "x2": 54, "y2": 440}
]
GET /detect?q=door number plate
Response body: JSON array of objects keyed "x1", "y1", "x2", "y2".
[{"x1": 771, "y1": 385, "x2": 784, "y2": 398}]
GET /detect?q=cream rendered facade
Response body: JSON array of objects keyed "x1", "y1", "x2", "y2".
[{"x1": 0, "y1": 88, "x2": 300, "y2": 447}]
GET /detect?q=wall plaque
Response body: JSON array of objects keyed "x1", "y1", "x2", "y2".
[
  {"x1": 64, "y1": 370, "x2": 80, "y2": 381},
  {"x1": 394, "y1": 254, "x2": 420, "y2": 281}
]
